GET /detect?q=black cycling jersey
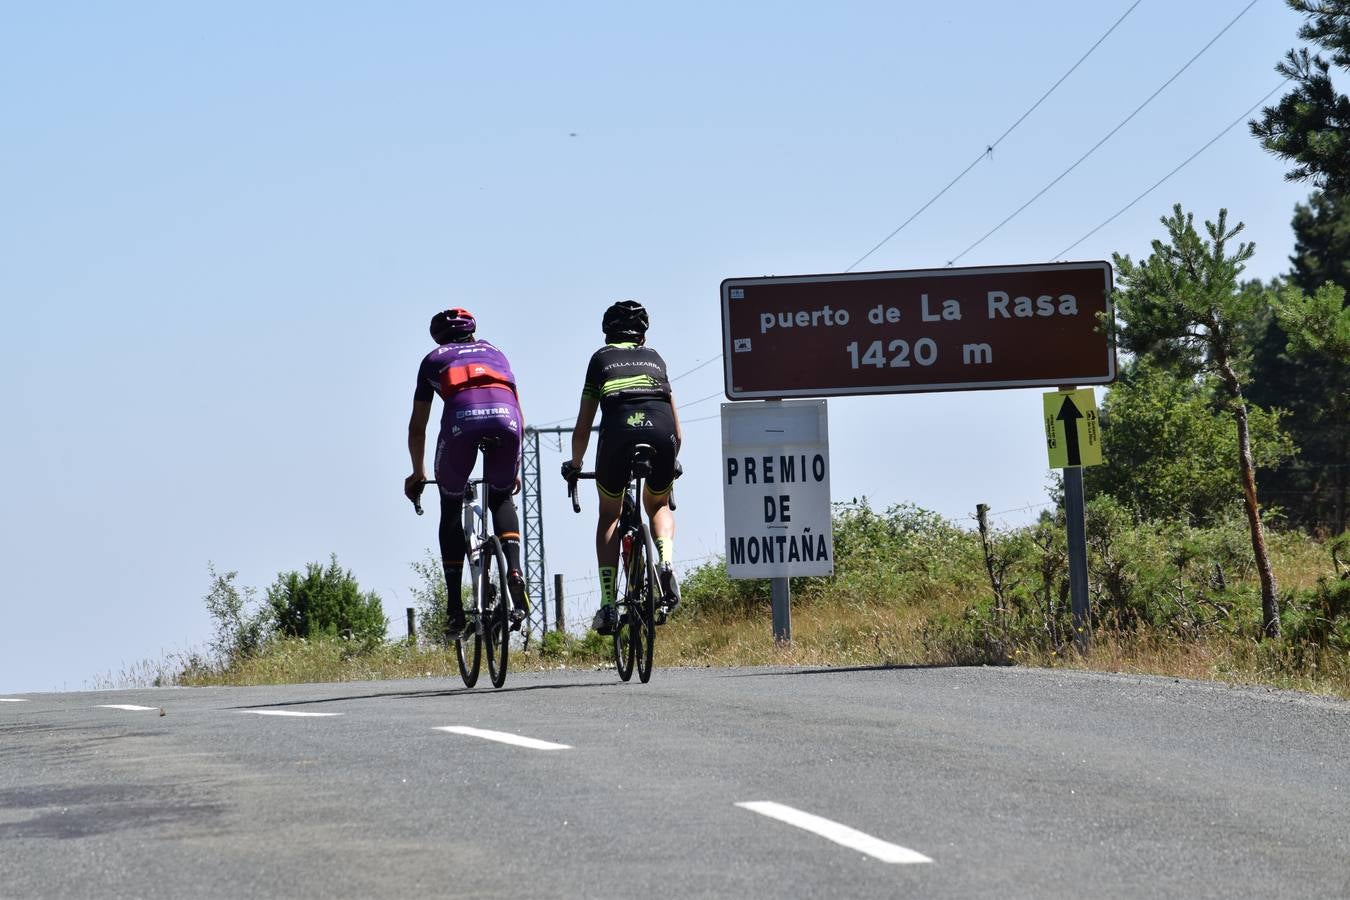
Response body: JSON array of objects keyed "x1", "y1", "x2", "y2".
[
  {"x1": 582, "y1": 342, "x2": 672, "y2": 422},
  {"x1": 582, "y1": 342, "x2": 677, "y2": 498}
]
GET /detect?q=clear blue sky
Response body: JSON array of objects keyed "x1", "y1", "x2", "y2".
[{"x1": 1, "y1": 1, "x2": 1315, "y2": 692}]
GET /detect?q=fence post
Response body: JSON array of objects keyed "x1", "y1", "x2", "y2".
[
  {"x1": 406, "y1": 607, "x2": 416, "y2": 642},
  {"x1": 554, "y1": 574, "x2": 565, "y2": 633}
]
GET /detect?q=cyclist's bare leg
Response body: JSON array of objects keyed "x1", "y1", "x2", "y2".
[
  {"x1": 591, "y1": 489, "x2": 624, "y2": 632},
  {"x1": 643, "y1": 485, "x2": 680, "y2": 612},
  {"x1": 595, "y1": 490, "x2": 623, "y2": 569},
  {"x1": 642, "y1": 486, "x2": 674, "y2": 544}
]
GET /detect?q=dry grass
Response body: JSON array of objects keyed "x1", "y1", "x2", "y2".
[
  {"x1": 160, "y1": 520, "x2": 1347, "y2": 698},
  {"x1": 171, "y1": 602, "x2": 1349, "y2": 701},
  {"x1": 1015, "y1": 630, "x2": 1350, "y2": 699}
]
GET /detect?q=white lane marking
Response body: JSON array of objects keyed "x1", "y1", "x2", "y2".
[
  {"x1": 434, "y1": 726, "x2": 571, "y2": 750},
  {"x1": 97, "y1": 704, "x2": 159, "y2": 711},
  {"x1": 736, "y1": 801, "x2": 933, "y2": 864},
  {"x1": 240, "y1": 710, "x2": 343, "y2": 717},
  {"x1": 0, "y1": 698, "x2": 30, "y2": 702}
]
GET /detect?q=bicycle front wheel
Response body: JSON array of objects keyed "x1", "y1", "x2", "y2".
[
  {"x1": 456, "y1": 605, "x2": 481, "y2": 689},
  {"x1": 482, "y1": 537, "x2": 511, "y2": 689},
  {"x1": 635, "y1": 534, "x2": 656, "y2": 684}
]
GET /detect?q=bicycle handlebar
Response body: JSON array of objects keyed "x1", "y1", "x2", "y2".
[
  {"x1": 565, "y1": 472, "x2": 596, "y2": 514},
  {"x1": 411, "y1": 479, "x2": 437, "y2": 516},
  {"x1": 565, "y1": 466, "x2": 681, "y2": 514},
  {"x1": 411, "y1": 477, "x2": 497, "y2": 516}
]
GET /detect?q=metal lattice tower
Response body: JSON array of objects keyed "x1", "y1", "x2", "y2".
[
  {"x1": 520, "y1": 425, "x2": 573, "y2": 642},
  {"x1": 520, "y1": 427, "x2": 547, "y2": 639}
]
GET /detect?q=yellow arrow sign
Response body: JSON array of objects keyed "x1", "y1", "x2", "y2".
[{"x1": 1043, "y1": 389, "x2": 1103, "y2": 468}]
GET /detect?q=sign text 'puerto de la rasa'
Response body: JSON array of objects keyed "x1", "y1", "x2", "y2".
[
  {"x1": 722, "y1": 400, "x2": 833, "y2": 580},
  {"x1": 721, "y1": 261, "x2": 1116, "y2": 398}
]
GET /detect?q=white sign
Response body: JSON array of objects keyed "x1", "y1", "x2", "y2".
[{"x1": 721, "y1": 400, "x2": 833, "y2": 579}]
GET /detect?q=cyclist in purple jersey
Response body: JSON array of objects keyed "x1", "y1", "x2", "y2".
[{"x1": 404, "y1": 308, "x2": 530, "y2": 638}]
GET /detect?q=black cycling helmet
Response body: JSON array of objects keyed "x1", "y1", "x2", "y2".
[
  {"x1": 602, "y1": 300, "x2": 648, "y2": 341},
  {"x1": 429, "y1": 308, "x2": 476, "y2": 344}
]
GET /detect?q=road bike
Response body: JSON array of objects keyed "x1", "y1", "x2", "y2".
[
  {"x1": 413, "y1": 466, "x2": 511, "y2": 689},
  {"x1": 567, "y1": 444, "x2": 677, "y2": 684}
]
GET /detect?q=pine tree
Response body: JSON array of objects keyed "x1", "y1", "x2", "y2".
[
  {"x1": 1250, "y1": 1, "x2": 1350, "y2": 193},
  {"x1": 1247, "y1": 192, "x2": 1350, "y2": 534},
  {"x1": 1113, "y1": 206, "x2": 1283, "y2": 637}
]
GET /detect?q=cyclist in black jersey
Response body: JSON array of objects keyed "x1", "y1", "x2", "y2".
[{"x1": 562, "y1": 300, "x2": 682, "y2": 635}]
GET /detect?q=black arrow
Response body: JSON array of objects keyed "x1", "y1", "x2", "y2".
[{"x1": 1057, "y1": 395, "x2": 1084, "y2": 466}]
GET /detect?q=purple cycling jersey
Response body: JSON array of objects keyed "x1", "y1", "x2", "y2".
[
  {"x1": 415, "y1": 340, "x2": 518, "y2": 413},
  {"x1": 414, "y1": 340, "x2": 523, "y2": 495}
]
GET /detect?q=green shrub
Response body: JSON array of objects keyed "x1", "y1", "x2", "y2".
[
  {"x1": 203, "y1": 563, "x2": 269, "y2": 665},
  {"x1": 534, "y1": 627, "x2": 611, "y2": 663},
  {"x1": 681, "y1": 499, "x2": 984, "y2": 622},
  {"x1": 829, "y1": 500, "x2": 983, "y2": 603},
  {"x1": 266, "y1": 555, "x2": 386, "y2": 645},
  {"x1": 1281, "y1": 532, "x2": 1350, "y2": 651},
  {"x1": 681, "y1": 556, "x2": 769, "y2": 619},
  {"x1": 538, "y1": 628, "x2": 569, "y2": 658}
]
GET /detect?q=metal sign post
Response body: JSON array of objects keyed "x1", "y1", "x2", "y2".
[
  {"x1": 1063, "y1": 465, "x2": 1091, "y2": 654},
  {"x1": 771, "y1": 578, "x2": 791, "y2": 643},
  {"x1": 1045, "y1": 387, "x2": 1104, "y2": 653}
]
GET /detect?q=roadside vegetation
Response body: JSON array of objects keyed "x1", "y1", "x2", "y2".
[
  {"x1": 142, "y1": 2, "x2": 1350, "y2": 700},
  {"x1": 166, "y1": 498, "x2": 1348, "y2": 700}
]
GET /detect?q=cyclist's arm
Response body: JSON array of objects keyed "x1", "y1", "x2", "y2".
[
  {"x1": 569, "y1": 396, "x2": 599, "y2": 468},
  {"x1": 407, "y1": 400, "x2": 433, "y2": 479},
  {"x1": 669, "y1": 391, "x2": 683, "y2": 452}
]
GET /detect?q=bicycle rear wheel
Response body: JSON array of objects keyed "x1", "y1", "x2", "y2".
[
  {"x1": 482, "y1": 537, "x2": 511, "y2": 689},
  {"x1": 635, "y1": 532, "x2": 656, "y2": 684},
  {"x1": 612, "y1": 529, "x2": 640, "y2": 682}
]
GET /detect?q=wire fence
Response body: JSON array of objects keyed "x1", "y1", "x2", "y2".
[{"x1": 545, "y1": 551, "x2": 723, "y2": 635}]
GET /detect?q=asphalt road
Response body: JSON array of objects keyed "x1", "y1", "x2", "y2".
[{"x1": 1, "y1": 665, "x2": 1347, "y2": 899}]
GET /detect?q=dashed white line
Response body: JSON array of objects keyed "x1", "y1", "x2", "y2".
[
  {"x1": 97, "y1": 704, "x2": 159, "y2": 711},
  {"x1": 735, "y1": 801, "x2": 933, "y2": 864},
  {"x1": 0, "y1": 698, "x2": 29, "y2": 702},
  {"x1": 434, "y1": 726, "x2": 571, "y2": 750},
  {"x1": 240, "y1": 710, "x2": 343, "y2": 717}
]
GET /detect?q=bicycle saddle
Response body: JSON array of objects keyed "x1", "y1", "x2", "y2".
[{"x1": 630, "y1": 443, "x2": 656, "y2": 477}]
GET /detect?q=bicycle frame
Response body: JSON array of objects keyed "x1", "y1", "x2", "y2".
[
  {"x1": 417, "y1": 477, "x2": 494, "y2": 630},
  {"x1": 618, "y1": 468, "x2": 661, "y2": 608},
  {"x1": 461, "y1": 479, "x2": 493, "y2": 636},
  {"x1": 568, "y1": 444, "x2": 679, "y2": 681}
]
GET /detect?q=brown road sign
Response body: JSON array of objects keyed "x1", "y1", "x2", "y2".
[{"x1": 721, "y1": 261, "x2": 1116, "y2": 399}]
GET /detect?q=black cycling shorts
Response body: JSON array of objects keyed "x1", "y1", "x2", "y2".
[{"x1": 595, "y1": 400, "x2": 678, "y2": 499}]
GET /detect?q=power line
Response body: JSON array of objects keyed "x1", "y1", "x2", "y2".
[
  {"x1": 947, "y1": 0, "x2": 1259, "y2": 267},
  {"x1": 1051, "y1": 79, "x2": 1289, "y2": 260},
  {"x1": 677, "y1": 389, "x2": 724, "y2": 411},
  {"x1": 531, "y1": 360, "x2": 726, "y2": 431},
  {"x1": 531, "y1": 410, "x2": 577, "y2": 429},
  {"x1": 985, "y1": 501, "x2": 1057, "y2": 517},
  {"x1": 846, "y1": 0, "x2": 1143, "y2": 272},
  {"x1": 670, "y1": 356, "x2": 721, "y2": 384}
]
